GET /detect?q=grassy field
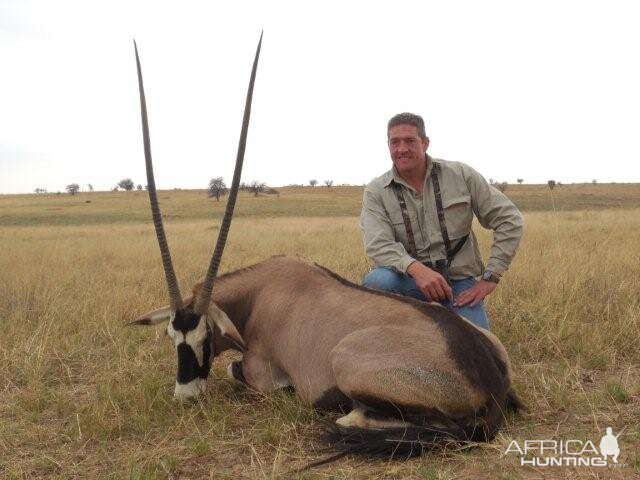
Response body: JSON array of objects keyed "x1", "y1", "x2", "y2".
[
  {"x1": 0, "y1": 185, "x2": 639, "y2": 479},
  {"x1": 3, "y1": 182, "x2": 640, "y2": 227}
]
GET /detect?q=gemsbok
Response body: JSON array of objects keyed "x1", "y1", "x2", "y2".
[{"x1": 131, "y1": 34, "x2": 523, "y2": 458}]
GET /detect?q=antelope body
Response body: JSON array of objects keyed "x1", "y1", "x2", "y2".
[
  {"x1": 138, "y1": 255, "x2": 522, "y2": 454},
  {"x1": 131, "y1": 35, "x2": 521, "y2": 457}
]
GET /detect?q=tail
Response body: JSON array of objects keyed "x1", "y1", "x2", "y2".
[
  {"x1": 293, "y1": 423, "x2": 460, "y2": 473},
  {"x1": 325, "y1": 424, "x2": 461, "y2": 459},
  {"x1": 324, "y1": 392, "x2": 523, "y2": 459}
]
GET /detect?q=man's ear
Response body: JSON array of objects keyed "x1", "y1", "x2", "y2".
[{"x1": 206, "y1": 303, "x2": 245, "y2": 351}]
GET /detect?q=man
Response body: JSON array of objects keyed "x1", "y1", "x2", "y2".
[{"x1": 360, "y1": 112, "x2": 523, "y2": 330}]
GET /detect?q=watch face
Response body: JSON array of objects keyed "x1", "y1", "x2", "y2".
[{"x1": 483, "y1": 271, "x2": 498, "y2": 283}]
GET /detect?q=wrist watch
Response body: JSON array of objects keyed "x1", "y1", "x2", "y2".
[{"x1": 482, "y1": 270, "x2": 501, "y2": 284}]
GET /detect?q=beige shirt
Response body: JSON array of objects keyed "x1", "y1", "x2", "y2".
[{"x1": 360, "y1": 156, "x2": 524, "y2": 280}]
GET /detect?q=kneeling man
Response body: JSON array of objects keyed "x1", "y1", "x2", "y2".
[{"x1": 360, "y1": 113, "x2": 524, "y2": 329}]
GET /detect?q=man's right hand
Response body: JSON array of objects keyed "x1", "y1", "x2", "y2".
[{"x1": 407, "y1": 261, "x2": 453, "y2": 302}]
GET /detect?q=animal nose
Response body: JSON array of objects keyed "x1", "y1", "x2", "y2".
[{"x1": 173, "y1": 378, "x2": 206, "y2": 401}]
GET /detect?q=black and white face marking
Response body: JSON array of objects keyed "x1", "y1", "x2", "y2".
[{"x1": 166, "y1": 308, "x2": 214, "y2": 401}]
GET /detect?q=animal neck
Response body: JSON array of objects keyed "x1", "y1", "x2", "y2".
[{"x1": 204, "y1": 262, "x2": 269, "y2": 338}]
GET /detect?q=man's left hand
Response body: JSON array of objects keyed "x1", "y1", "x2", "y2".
[{"x1": 453, "y1": 280, "x2": 497, "y2": 307}]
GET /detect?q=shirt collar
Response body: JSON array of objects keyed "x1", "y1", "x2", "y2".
[{"x1": 383, "y1": 154, "x2": 439, "y2": 188}]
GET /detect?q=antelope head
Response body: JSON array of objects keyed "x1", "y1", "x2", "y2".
[{"x1": 129, "y1": 35, "x2": 262, "y2": 401}]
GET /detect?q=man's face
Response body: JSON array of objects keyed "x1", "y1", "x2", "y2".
[{"x1": 388, "y1": 124, "x2": 429, "y2": 175}]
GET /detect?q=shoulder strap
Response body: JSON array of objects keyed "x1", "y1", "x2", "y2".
[
  {"x1": 431, "y1": 163, "x2": 469, "y2": 266},
  {"x1": 391, "y1": 181, "x2": 418, "y2": 258}
]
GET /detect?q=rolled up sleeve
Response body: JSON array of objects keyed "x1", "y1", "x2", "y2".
[
  {"x1": 462, "y1": 165, "x2": 524, "y2": 276},
  {"x1": 360, "y1": 187, "x2": 415, "y2": 274}
]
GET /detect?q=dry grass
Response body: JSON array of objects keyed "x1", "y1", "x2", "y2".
[
  {"x1": 1, "y1": 186, "x2": 639, "y2": 479},
  {"x1": 3, "y1": 182, "x2": 640, "y2": 227}
]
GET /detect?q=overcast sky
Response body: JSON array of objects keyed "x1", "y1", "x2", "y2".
[{"x1": 1, "y1": 0, "x2": 639, "y2": 194}]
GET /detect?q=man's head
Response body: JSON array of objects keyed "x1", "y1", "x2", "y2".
[{"x1": 387, "y1": 112, "x2": 429, "y2": 176}]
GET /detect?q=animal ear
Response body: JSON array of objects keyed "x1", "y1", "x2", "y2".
[
  {"x1": 129, "y1": 295, "x2": 194, "y2": 326},
  {"x1": 207, "y1": 303, "x2": 245, "y2": 351},
  {"x1": 128, "y1": 306, "x2": 172, "y2": 326}
]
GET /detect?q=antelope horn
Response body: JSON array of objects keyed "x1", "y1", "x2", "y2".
[
  {"x1": 134, "y1": 40, "x2": 183, "y2": 311},
  {"x1": 194, "y1": 32, "x2": 263, "y2": 315}
]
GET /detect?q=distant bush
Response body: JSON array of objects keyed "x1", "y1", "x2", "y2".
[
  {"x1": 118, "y1": 178, "x2": 135, "y2": 191},
  {"x1": 66, "y1": 183, "x2": 80, "y2": 195},
  {"x1": 207, "y1": 177, "x2": 228, "y2": 201}
]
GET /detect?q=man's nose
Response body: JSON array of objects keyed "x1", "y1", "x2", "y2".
[{"x1": 396, "y1": 141, "x2": 409, "y2": 152}]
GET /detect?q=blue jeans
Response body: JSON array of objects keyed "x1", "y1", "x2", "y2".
[{"x1": 362, "y1": 267, "x2": 490, "y2": 330}]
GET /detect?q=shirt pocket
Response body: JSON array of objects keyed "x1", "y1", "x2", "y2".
[{"x1": 442, "y1": 194, "x2": 473, "y2": 239}]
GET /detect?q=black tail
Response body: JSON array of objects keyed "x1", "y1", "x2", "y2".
[
  {"x1": 291, "y1": 424, "x2": 457, "y2": 472},
  {"x1": 323, "y1": 391, "x2": 523, "y2": 460},
  {"x1": 325, "y1": 424, "x2": 462, "y2": 459}
]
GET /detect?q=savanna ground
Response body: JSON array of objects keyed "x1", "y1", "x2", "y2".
[{"x1": 1, "y1": 184, "x2": 639, "y2": 479}]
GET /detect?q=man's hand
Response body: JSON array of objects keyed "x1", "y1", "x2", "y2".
[
  {"x1": 453, "y1": 280, "x2": 497, "y2": 307},
  {"x1": 407, "y1": 261, "x2": 453, "y2": 302}
]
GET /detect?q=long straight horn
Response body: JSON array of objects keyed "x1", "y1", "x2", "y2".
[
  {"x1": 134, "y1": 40, "x2": 183, "y2": 311},
  {"x1": 194, "y1": 32, "x2": 263, "y2": 315}
]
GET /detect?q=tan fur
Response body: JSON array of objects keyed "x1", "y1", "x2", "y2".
[
  {"x1": 187, "y1": 256, "x2": 518, "y2": 437},
  {"x1": 330, "y1": 326, "x2": 486, "y2": 417}
]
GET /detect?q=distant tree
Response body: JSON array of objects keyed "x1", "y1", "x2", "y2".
[
  {"x1": 207, "y1": 177, "x2": 228, "y2": 201},
  {"x1": 118, "y1": 178, "x2": 135, "y2": 191},
  {"x1": 239, "y1": 181, "x2": 248, "y2": 191},
  {"x1": 489, "y1": 178, "x2": 495, "y2": 185},
  {"x1": 309, "y1": 179, "x2": 318, "y2": 187},
  {"x1": 547, "y1": 180, "x2": 556, "y2": 190},
  {"x1": 34, "y1": 187, "x2": 47, "y2": 194},
  {"x1": 592, "y1": 179, "x2": 597, "y2": 184},
  {"x1": 112, "y1": 186, "x2": 119, "y2": 192},
  {"x1": 87, "y1": 183, "x2": 94, "y2": 192},
  {"x1": 324, "y1": 180, "x2": 334, "y2": 188},
  {"x1": 66, "y1": 183, "x2": 80, "y2": 195},
  {"x1": 136, "y1": 184, "x2": 143, "y2": 191},
  {"x1": 496, "y1": 181, "x2": 508, "y2": 192},
  {"x1": 249, "y1": 180, "x2": 266, "y2": 197},
  {"x1": 517, "y1": 178, "x2": 523, "y2": 185}
]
